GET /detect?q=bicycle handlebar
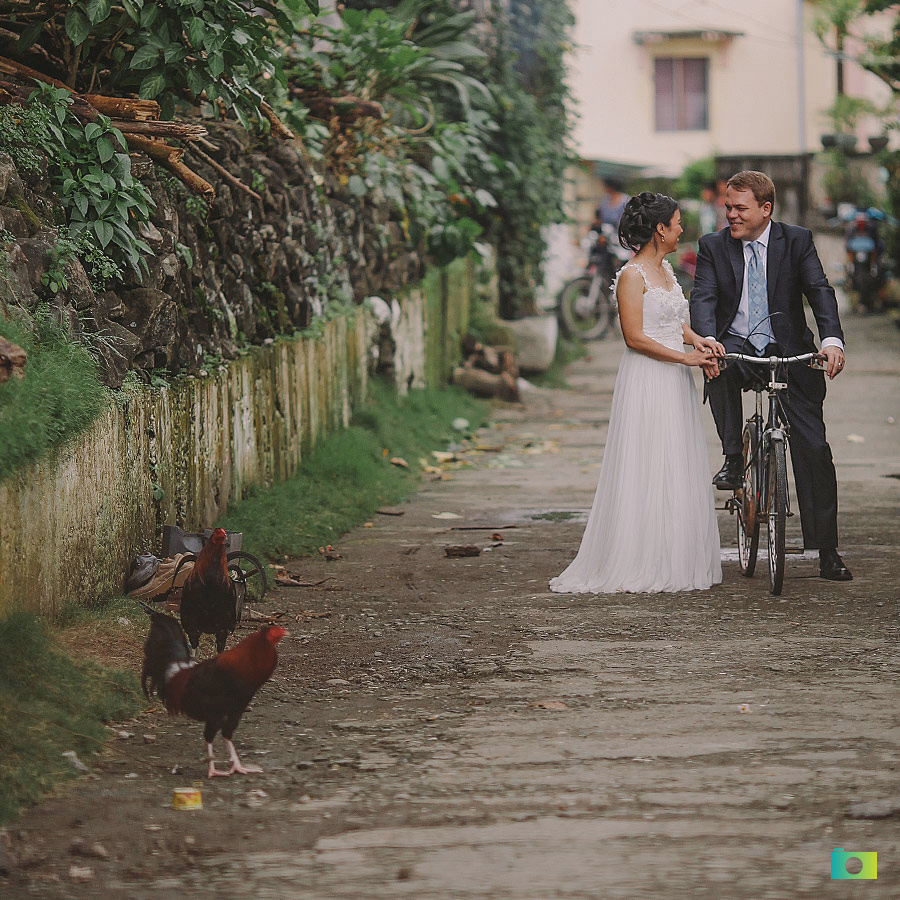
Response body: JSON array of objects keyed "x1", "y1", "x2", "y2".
[{"x1": 720, "y1": 352, "x2": 826, "y2": 370}]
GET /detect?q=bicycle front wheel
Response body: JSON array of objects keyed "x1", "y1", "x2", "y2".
[
  {"x1": 737, "y1": 422, "x2": 760, "y2": 576},
  {"x1": 767, "y1": 438, "x2": 788, "y2": 595},
  {"x1": 557, "y1": 274, "x2": 612, "y2": 340}
]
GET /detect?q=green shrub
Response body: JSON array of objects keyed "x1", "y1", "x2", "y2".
[
  {"x1": 0, "y1": 309, "x2": 108, "y2": 481},
  {"x1": 0, "y1": 611, "x2": 142, "y2": 823}
]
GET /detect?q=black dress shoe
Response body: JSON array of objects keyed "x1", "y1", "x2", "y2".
[
  {"x1": 819, "y1": 549, "x2": 853, "y2": 581},
  {"x1": 712, "y1": 455, "x2": 743, "y2": 490}
]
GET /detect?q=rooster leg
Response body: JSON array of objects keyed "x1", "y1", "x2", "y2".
[
  {"x1": 206, "y1": 741, "x2": 234, "y2": 778},
  {"x1": 223, "y1": 739, "x2": 263, "y2": 775}
]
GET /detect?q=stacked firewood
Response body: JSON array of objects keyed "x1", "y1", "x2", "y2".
[
  {"x1": 452, "y1": 334, "x2": 520, "y2": 403},
  {"x1": 0, "y1": 56, "x2": 292, "y2": 201}
]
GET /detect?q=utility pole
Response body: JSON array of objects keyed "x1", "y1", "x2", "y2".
[{"x1": 796, "y1": 0, "x2": 807, "y2": 152}]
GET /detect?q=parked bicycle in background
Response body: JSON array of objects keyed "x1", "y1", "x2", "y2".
[{"x1": 556, "y1": 222, "x2": 630, "y2": 340}]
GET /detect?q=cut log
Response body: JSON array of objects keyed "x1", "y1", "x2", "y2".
[
  {"x1": 452, "y1": 366, "x2": 520, "y2": 403},
  {"x1": 110, "y1": 119, "x2": 207, "y2": 140},
  {"x1": 444, "y1": 545, "x2": 482, "y2": 558},
  {"x1": 185, "y1": 143, "x2": 261, "y2": 202},
  {"x1": 0, "y1": 55, "x2": 70, "y2": 90},
  {"x1": 126, "y1": 134, "x2": 215, "y2": 199},
  {"x1": 289, "y1": 88, "x2": 385, "y2": 121},
  {"x1": 0, "y1": 336, "x2": 27, "y2": 383},
  {"x1": 259, "y1": 100, "x2": 294, "y2": 139},
  {"x1": 85, "y1": 95, "x2": 160, "y2": 122}
]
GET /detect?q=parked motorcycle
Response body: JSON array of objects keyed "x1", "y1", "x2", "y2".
[
  {"x1": 844, "y1": 207, "x2": 885, "y2": 312},
  {"x1": 556, "y1": 223, "x2": 630, "y2": 340}
]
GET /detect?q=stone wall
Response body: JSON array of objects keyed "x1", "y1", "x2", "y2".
[{"x1": 0, "y1": 122, "x2": 425, "y2": 389}]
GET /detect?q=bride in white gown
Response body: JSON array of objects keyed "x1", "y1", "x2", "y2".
[{"x1": 550, "y1": 192, "x2": 723, "y2": 594}]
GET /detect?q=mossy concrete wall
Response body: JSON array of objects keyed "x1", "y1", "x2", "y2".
[
  {"x1": 0, "y1": 314, "x2": 368, "y2": 620},
  {"x1": 0, "y1": 254, "x2": 479, "y2": 621}
]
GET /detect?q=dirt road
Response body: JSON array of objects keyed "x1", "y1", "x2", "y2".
[{"x1": 3, "y1": 311, "x2": 899, "y2": 899}]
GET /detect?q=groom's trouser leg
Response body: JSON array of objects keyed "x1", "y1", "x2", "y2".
[
  {"x1": 780, "y1": 376, "x2": 839, "y2": 550},
  {"x1": 705, "y1": 362, "x2": 746, "y2": 456}
]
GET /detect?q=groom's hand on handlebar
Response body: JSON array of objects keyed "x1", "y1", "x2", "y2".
[{"x1": 820, "y1": 346, "x2": 845, "y2": 380}]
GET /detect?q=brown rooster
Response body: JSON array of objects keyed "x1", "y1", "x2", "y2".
[
  {"x1": 141, "y1": 612, "x2": 287, "y2": 777},
  {"x1": 179, "y1": 527, "x2": 239, "y2": 655}
]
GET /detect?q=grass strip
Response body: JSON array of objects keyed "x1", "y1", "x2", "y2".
[
  {"x1": 0, "y1": 310, "x2": 108, "y2": 481},
  {"x1": 219, "y1": 381, "x2": 488, "y2": 560},
  {"x1": 0, "y1": 611, "x2": 143, "y2": 824}
]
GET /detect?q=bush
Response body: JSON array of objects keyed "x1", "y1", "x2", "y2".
[
  {"x1": 0, "y1": 611, "x2": 142, "y2": 823},
  {"x1": 0, "y1": 309, "x2": 108, "y2": 481}
]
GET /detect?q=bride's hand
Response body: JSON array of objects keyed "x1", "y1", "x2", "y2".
[
  {"x1": 683, "y1": 349, "x2": 722, "y2": 378},
  {"x1": 683, "y1": 348, "x2": 715, "y2": 368}
]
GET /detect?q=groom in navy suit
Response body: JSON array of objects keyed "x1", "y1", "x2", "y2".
[{"x1": 690, "y1": 170, "x2": 852, "y2": 581}]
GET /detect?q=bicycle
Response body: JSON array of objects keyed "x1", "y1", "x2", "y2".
[
  {"x1": 721, "y1": 351, "x2": 827, "y2": 595},
  {"x1": 556, "y1": 237, "x2": 697, "y2": 342},
  {"x1": 556, "y1": 224, "x2": 623, "y2": 340}
]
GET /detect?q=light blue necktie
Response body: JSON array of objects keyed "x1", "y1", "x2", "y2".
[{"x1": 747, "y1": 241, "x2": 770, "y2": 354}]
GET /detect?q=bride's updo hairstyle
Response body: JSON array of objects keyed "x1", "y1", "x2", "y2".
[{"x1": 618, "y1": 191, "x2": 679, "y2": 253}]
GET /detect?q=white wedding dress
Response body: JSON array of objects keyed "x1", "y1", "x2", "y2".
[{"x1": 550, "y1": 261, "x2": 722, "y2": 594}]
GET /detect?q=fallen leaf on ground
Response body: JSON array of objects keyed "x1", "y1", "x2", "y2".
[
  {"x1": 296, "y1": 609, "x2": 332, "y2": 621},
  {"x1": 490, "y1": 532, "x2": 504, "y2": 541},
  {"x1": 390, "y1": 456, "x2": 409, "y2": 468},
  {"x1": 275, "y1": 575, "x2": 304, "y2": 586}
]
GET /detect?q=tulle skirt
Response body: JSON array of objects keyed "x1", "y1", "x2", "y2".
[{"x1": 550, "y1": 347, "x2": 722, "y2": 594}]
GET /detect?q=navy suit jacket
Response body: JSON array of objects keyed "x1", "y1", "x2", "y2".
[{"x1": 690, "y1": 221, "x2": 844, "y2": 354}]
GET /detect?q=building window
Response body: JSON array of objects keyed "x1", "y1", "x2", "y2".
[{"x1": 654, "y1": 57, "x2": 708, "y2": 131}]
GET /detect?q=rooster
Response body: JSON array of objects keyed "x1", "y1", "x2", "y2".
[
  {"x1": 141, "y1": 612, "x2": 287, "y2": 777},
  {"x1": 179, "y1": 527, "x2": 240, "y2": 656}
]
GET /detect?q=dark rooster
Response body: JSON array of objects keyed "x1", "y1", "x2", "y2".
[
  {"x1": 179, "y1": 527, "x2": 239, "y2": 655},
  {"x1": 141, "y1": 612, "x2": 287, "y2": 777}
]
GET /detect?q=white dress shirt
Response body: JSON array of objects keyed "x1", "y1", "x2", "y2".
[{"x1": 716, "y1": 222, "x2": 844, "y2": 353}]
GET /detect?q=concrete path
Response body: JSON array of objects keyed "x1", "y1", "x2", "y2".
[{"x1": 4, "y1": 311, "x2": 900, "y2": 900}]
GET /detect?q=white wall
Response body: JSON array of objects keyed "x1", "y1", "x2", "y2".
[{"x1": 569, "y1": 0, "x2": 893, "y2": 172}]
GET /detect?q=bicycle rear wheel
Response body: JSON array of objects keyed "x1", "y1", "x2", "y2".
[
  {"x1": 737, "y1": 422, "x2": 760, "y2": 576},
  {"x1": 767, "y1": 438, "x2": 788, "y2": 595},
  {"x1": 557, "y1": 274, "x2": 612, "y2": 340}
]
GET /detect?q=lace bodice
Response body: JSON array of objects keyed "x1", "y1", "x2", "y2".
[{"x1": 614, "y1": 260, "x2": 688, "y2": 351}]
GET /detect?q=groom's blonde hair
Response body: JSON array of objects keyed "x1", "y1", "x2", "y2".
[{"x1": 727, "y1": 171, "x2": 775, "y2": 209}]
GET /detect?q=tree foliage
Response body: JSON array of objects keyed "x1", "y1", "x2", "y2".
[
  {"x1": 4, "y1": 0, "x2": 318, "y2": 126},
  {"x1": 338, "y1": 0, "x2": 575, "y2": 318}
]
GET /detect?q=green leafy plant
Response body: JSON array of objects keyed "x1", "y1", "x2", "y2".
[
  {"x1": 276, "y1": 2, "x2": 498, "y2": 267},
  {"x1": 184, "y1": 193, "x2": 209, "y2": 219},
  {"x1": 2, "y1": 86, "x2": 154, "y2": 279},
  {"x1": 12, "y1": 0, "x2": 320, "y2": 127}
]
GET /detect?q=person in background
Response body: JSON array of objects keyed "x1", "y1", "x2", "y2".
[
  {"x1": 596, "y1": 176, "x2": 629, "y2": 229},
  {"x1": 699, "y1": 182, "x2": 719, "y2": 234}
]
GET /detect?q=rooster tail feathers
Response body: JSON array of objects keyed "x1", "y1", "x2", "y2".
[{"x1": 141, "y1": 612, "x2": 192, "y2": 700}]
